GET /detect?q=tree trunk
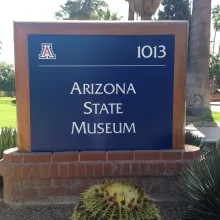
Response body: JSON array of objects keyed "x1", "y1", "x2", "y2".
[
  {"x1": 141, "y1": 14, "x2": 151, "y2": 20},
  {"x1": 128, "y1": 4, "x2": 134, "y2": 20},
  {"x1": 186, "y1": 0, "x2": 211, "y2": 115}
]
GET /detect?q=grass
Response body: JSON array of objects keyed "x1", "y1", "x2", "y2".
[
  {"x1": 199, "y1": 111, "x2": 220, "y2": 122},
  {"x1": 0, "y1": 97, "x2": 17, "y2": 128}
]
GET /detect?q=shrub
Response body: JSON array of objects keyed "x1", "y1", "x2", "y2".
[
  {"x1": 0, "y1": 127, "x2": 17, "y2": 158},
  {"x1": 0, "y1": 91, "x2": 6, "y2": 97},
  {"x1": 185, "y1": 131, "x2": 204, "y2": 147},
  {"x1": 178, "y1": 150, "x2": 220, "y2": 219},
  {"x1": 72, "y1": 180, "x2": 161, "y2": 220}
]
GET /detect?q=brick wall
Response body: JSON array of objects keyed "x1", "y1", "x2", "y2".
[{"x1": 0, "y1": 145, "x2": 200, "y2": 207}]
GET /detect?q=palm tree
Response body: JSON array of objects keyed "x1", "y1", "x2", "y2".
[
  {"x1": 128, "y1": 4, "x2": 134, "y2": 20},
  {"x1": 0, "y1": 41, "x2": 2, "y2": 56},
  {"x1": 212, "y1": 5, "x2": 220, "y2": 54},
  {"x1": 98, "y1": 8, "x2": 123, "y2": 20},
  {"x1": 125, "y1": 0, "x2": 161, "y2": 20},
  {"x1": 186, "y1": 0, "x2": 212, "y2": 115},
  {"x1": 55, "y1": 0, "x2": 108, "y2": 20}
]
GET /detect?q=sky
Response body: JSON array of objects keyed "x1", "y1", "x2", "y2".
[{"x1": 0, "y1": 0, "x2": 219, "y2": 64}]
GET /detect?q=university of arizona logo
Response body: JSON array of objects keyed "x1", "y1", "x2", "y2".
[{"x1": 38, "y1": 43, "x2": 56, "y2": 59}]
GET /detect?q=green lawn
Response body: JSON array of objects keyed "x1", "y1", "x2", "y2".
[
  {"x1": 0, "y1": 97, "x2": 17, "y2": 128},
  {"x1": 200, "y1": 111, "x2": 220, "y2": 122}
]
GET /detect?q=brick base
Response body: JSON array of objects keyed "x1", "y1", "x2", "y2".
[{"x1": 0, "y1": 145, "x2": 200, "y2": 207}]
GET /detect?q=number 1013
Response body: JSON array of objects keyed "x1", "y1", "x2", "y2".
[{"x1": 137, "y1": 45, "x2": 166, "y2": 59}]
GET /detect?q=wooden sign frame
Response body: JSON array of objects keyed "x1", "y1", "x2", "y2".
[{"x1": 14, "y1": 21, "x2": 188, "y2": 152}]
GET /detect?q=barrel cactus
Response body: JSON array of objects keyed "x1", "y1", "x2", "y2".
[{"x1": 72, "y1": 180, "x2": 161, "y2": 220}]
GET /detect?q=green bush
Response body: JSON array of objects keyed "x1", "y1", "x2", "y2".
[
  {"x1": 0, "y1": 91, "x2": 6, "y2": 97},
  {"x1": 178, "y1": 150, "x2": 220, "y2": 219},
  {"x1": 72, "y1": 180, "x2": 161, "y2": 220},
  {"x1": 0, "y1": 127, "x2": 17, "y2": 158}
]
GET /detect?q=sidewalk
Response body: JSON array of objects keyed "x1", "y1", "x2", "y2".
[
  {"x1": 185, "y1": 102, "x2": 220, "y2": 142},
  {"x1": 185, "y1": 126, "x2": 220, "y2": 142}
]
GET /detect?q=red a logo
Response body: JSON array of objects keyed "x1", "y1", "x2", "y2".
[{"x1": 38, "y1": 43, "x2": 56, "y2": 59}]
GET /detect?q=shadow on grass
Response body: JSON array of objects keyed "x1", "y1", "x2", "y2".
[{"x1": 11, "y1": 99, "x2": 16, "y2": 105}]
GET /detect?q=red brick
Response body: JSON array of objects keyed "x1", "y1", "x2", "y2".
[
  {"x1": 149, "y1": 163, "x2": 158, "y2": 176},
  {"x1": 65, "y1": 179, "x2": 74, "y2": 187},
  {"x1": 69, "y1": 164, "x2": 77, "y2": 177},
  {"x1": 0, "y1": 161, "x2": 4, "y2": 176},
  {"x1": 175, "y1": 162, "x2": 184, "y2": 175},
  {"x1": 131, "y1": 163, "x2": 140, "y2": 175},
  {"x1": 31, "y1": 166, "x2": 41, "y2": 179},
  {"x1": 140, "y1": 163, "x2": 149, "y2": 176},
  {"x1": 41, "y1": 165, "x2": 51, "y2": 178},
  {"x1": 10, "y1": 187, "x2": 23, "y2": 202},
  {"x1": 3, "y1": 149, "x2": 22, "y2": 163},
  {"x1": 10, "y1": 154, "x2": 22, "y2": 163},
  {"x1": 183, "y1": 151, "x2": 194, "y2": 160},
  {"x1": 3, "y1": 177, "x2": 10, "y2": 201},
  {"x1": 94, "y1": 163, "x2": 103, "y2": 177},
  {"x1": 66, "y1": 187, "x2": 80, "y2": 196},
  {"x1": 46, "y1": 187, "x2": 66, "y2": 197},
  {"x1": 13, "y1": 166, "x2": 22, "y2": 179},
  {"x1": 3, "y1": 154, "x2": 11, "y2": 162},
  {"x1": 51, "y1": 179, "x2": 67, "y2": 187},
  {"x1": 158, "y1": 162, "x2": 167, "y2": 175},
  {"x1": 107, "y1": 151, "x2": 134, "y2": 161},
  {"x1": 4, "y1": 165, "x2": 12, "y2": 177},
  {"x1": 121, "y1": 163, "x2": 130, "y2": 175},
  {"x1": 51, "y1": 164, "x2": 59, "y2": 178},
  {"x1": 86, "y1": 164, "x2": 95, "y2": 177},
  {"x1": 23, "y1": 165, "x2": 32, "y2": 179},
  {"x1": 23, "y1": 188, "x2": 38, "y2": 200},
  {"x1": 11, "y1": 179, "x2": 22, "y2": 188},
  {"x1": 23, "y1": 179, "x2": 51, "y2": 189},
  {"x1": 161, "y1": 151, "x2": 182, "y2": 160},
  {"x1": 80, "y1": 152, "x2": 106, "y2": 161},
  {"x1": 52, "y1": 152, "x2": 79, "y2": 162},
  {"x1": 59, "y1": 164, "x2": 69, "y2": 178},
  {"x1": 112, "y1": 163, "x2": 121, "y2": 176},
  {"x1": 166, "y1": 162, "x2": 175, "y2": 175},
  {"x1": 193, "y1": 149, "x2": 201, "y2": 158},
  {"x1": 103, "y1": 163, "x2": 112, "y2": 176},
  {"x1": 135, "y1": 151, "x2": 160, "y2": 160},
  {"x1": 78, "y1": 164, "x2": 86, "y2": 177},
  {"x1": 23, "y1": 153, "x2": 51, "y2": 163}
]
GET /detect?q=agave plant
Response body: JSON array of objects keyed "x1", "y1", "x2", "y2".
[
  {"x1": 72, "y1": 180, "x2": 161, "y2": 220},
  {"x1": 125, "y1": 0, "x2": 161, "y2": 20},
  {"x1": 0, "y1": 127, "x2": 17, "y2": 158},
  {"x1": 178, "y1": 150, "x2": 220, "y2": 219},
  {"x1": 185, "y1": 131, "x2": 216, "y2": 157},
  {"x1": 185, "y1": 131, "x2": 204, "y2": 147}
]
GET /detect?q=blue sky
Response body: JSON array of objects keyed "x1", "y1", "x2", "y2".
[{"x1": 0, "y1": 0, "x2": 219, "y2": 64}]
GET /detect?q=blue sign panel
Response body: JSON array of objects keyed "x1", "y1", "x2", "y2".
[{"x1": 28, "y1": 34, "x2": 175, "y2": 152}]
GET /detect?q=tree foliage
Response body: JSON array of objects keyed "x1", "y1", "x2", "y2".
[
  {"x1": 212, "y1": 5, "x2": 220, "y2": 31},
  {"x1": 209, "y1": 54, "x2": 220, "y2": 90},
  {"x1": 211, "y1": 5, "x2": 220, "y2": 54},
  {"x1": 0, "y1": 62, "x2": 15, "y2": 92},
  {"x1": 0, "y1": 41, "x2": 2, "y2": 56},
  {"x1": 157, "y1": 0, "x2": 191, "y2": 20},
  {"x1": 97, "y1": 8, "x2": 123, "y2": 20},
  {"x1": 54, "y1": 0, "x2": 108, "y2": 20}
]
